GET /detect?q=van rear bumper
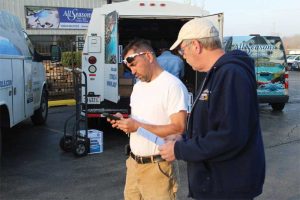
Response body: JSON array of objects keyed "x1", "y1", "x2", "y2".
[{"x1": 258, "y1": 95, "x2": 289, "y2": 104}]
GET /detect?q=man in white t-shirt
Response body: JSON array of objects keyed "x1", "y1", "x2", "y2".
[{"x1": 109, "y1": 39, "x2": 188, "y2": 200}]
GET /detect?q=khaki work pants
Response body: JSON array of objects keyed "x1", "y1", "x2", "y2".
[{"x1": 124, "y1": 157, "x2": 178, "y2": 200}]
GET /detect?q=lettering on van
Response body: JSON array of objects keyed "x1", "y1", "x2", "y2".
[
  {"x1": 109, "y1": 74, "x2": 117, "y2": 80},
  {"x1": 232, "y1": 43, "x2": 275, "y2": 55},
  {"x1": 111, "y1": 67, "x2": 117, "y2": 72},
  {"x1": 107, "y1": 81, "x2": 117, "y2": 87},
  {"x1": 0, "y1": 80, "x2": 12, "y2": 88},
  {"x1": 27, "y1": 96, "x2": 34, "y2": 103}
]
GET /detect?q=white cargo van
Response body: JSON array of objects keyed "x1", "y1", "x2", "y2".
[
  {"x1": 0, "y1": 11, "x2": 48, "y2": 156},
  {"x1": 75, "y1": 1, "x2": 223, "y2": 126}
]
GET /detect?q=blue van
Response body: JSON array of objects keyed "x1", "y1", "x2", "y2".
[{"x1": 223, "y1": 35, "x2": 289, "y2": 111}]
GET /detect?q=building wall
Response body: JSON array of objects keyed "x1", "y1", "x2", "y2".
[
  {"x1": 0, "y1": 0, "x2": 106, "y2": 35},
  {"x1": 287, "y1": 49, "x2": 300, "y2": 55},
  {"x1": 0, "y1": 0, "x2": 128, "y2": 100}
]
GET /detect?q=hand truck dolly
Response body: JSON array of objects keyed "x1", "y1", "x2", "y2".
[{"x1": 59, "y1": 67, "x2": 90, "y2": 157}]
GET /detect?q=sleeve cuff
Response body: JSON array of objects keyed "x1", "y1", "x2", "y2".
[{"x1": 174, "y1": 141, "x2": 184, "y2": 160}]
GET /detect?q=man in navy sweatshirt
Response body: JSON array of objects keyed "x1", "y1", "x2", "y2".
[{"x1": 159, "y1": 18, "x2": 265, "y2": 200}]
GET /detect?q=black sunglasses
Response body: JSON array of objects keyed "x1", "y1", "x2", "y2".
[{"x1": 123, "y1": 52, "x2": 148, "y2": 65}]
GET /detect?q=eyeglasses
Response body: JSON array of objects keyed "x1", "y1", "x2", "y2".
[
  {"x1": 123, "y1": 52, "x2": 148, "y2": 66},
  {"x1": 178, "y1": 42, "x2": 192, "y2": 56}
]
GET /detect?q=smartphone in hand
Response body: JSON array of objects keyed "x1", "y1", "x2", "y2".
[{"x1": 102, "y1": 113, "x2": 121, "y2": 120}]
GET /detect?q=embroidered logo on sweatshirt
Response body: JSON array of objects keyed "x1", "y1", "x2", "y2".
[{"x1": 199, "y1": 89, "x2": 210, "y2": 101}]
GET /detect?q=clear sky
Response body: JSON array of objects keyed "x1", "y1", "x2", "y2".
[{"x1": 168, "y1": 0, "x2": 300, "y2": 37}]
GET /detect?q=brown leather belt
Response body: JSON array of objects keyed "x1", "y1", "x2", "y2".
[{"x1": 130, "y1": 152, "x2": 165, "y2": 164}]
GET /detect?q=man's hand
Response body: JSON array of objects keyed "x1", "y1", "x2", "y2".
[
  {"x1": 115, "y1": 118, "x2": 139, "y2": 133},
  {"x1": 159, "y1": 140, "x2": 176, "y2": 162},
  {"x1": 106, "y1": 113, "x2": 123, "y2": 129},
  {"x1": 164, "y1": 134, "x2": 182, "y2": 142},
  {"x1": 107, "y1": 113, "x2": 139, "y2": 134}
]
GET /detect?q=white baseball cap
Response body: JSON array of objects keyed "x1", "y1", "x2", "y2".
[{"x1": 170, "y1": 18, "x2": 219, "y2": 50}]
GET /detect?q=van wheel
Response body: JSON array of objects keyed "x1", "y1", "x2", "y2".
[
  {"x1": 31, "y1": 89, "x2": 48, "y2": 125},
  {"x1": 271, "y1": 103, "x2": 285, "y2": 111}
]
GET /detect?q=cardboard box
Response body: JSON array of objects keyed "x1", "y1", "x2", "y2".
[
  {"x1": 119, "y1": 78, "x2": 133, "y2": 85},
  {"x1": 80, "y1": 129, "x2": 103, "y2": 154},
  {"x1": 119, "y1": 85, "x2": 133, "y2": 97}
]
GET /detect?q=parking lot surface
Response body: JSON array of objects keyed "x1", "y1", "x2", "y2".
[{"x1": 1, "y1": 71, "x2": 300, "y2": 200}]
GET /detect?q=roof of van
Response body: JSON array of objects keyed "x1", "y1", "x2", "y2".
[
  {"x1": 0, "y1": 10, "x2": 30, "y2": 57},
  {"x1": 0, "y1": 10, "x2": 23, "y2": 33},
  {"x1": 95, "y1": 0, "x2": 209, "y2": 17}
]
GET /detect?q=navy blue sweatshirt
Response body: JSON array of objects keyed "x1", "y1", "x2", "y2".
[{"x1": 174, "y1": 50, "x2": 265, "y2": 199}]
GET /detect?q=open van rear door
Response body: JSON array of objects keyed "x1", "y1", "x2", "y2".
[
  {"x1": 102, "y1": 12, "x2": 223, "y2": 101},
  {"x1": 201, "y1": 13, "x2": 224, "y2": 43},
  {"x1": 103, "y1": 11, "x2": 120, "y2": 103}
]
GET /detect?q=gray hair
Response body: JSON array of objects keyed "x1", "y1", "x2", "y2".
[{"x1": 185, "y1": 36, "x2": 222, "y2": 50}]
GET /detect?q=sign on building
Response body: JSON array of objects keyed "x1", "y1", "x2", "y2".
[{"x1": 25, "y1": 6, "x2": 92, "y2": 30}]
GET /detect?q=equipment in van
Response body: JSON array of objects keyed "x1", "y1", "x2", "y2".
[
  {"x1": 0, "y1": 11, "x2": 48, "y2": 157},
  {"x1": 223, "y1": 35, "x2": 289, "y2": 111}
]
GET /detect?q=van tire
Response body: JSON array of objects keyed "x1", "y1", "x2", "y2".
[
  {"x1": 31, "y1": 89, "x2": 48, "y2": 125},
  {"x1": 271, "y1": 103, "x2": 285, "y2": 111}
]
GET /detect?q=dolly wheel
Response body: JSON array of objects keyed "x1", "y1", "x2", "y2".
[
  {"x1": 59, "y1": 136, "x2": 73, "y2": 152},
  {"x1": 73, "y1": 140, "x2": 89, "y2": 157}
]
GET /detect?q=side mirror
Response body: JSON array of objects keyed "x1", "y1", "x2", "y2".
[{"x1": 50, "y1": 45, "x2": 61, "y2": 62}]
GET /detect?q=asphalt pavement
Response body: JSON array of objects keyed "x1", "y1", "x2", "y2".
[{"x1": 1, "y1": 71, "x2": 300, "y2": 200}]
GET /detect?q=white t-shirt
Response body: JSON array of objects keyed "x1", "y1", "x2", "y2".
[{"x1": 130, "y1": 71, "x2": 189, "y2": 156}]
